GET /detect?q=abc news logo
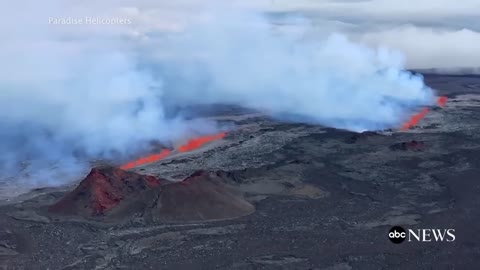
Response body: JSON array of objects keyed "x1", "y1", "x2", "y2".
[{"x1": 388, "y1": 226, "x2": 455, "y2": 244}]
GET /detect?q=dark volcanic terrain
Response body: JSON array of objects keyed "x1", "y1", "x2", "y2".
[
  {"x1": 47, "y1": 167, "x2": 254, "y2": 224},
  {"x1": 1, "y1": 74, "x2": 480, "y2": 269}
]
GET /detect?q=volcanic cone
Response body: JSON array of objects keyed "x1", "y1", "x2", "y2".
[
  {"x1": 49, "y1": 167, "x2": 254, "y2": 223},
  {"x1": 152, "y1": 170, "x2": 255, "y2": 223}
]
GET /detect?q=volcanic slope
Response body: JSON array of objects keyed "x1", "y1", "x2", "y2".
[
  {"x1": 48, "y1": 166, "x2": 254, "y2": 223},
  {"x1": 152, "y1": 171, "x2": 255, "y2": 223},
  {"x1": 1, "y1": 74, "x2": 480, "y2": 269}
]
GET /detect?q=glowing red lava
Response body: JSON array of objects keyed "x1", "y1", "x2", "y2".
[
  {"x1": 121, "y1": 96, "x2": 447, "y2": 169},
  {"x1": 120, "y1": 132, "x2": 227, "y2": 170},
  {"x1": 400, "y1": 96, "x2": 448, "y2": 131},
  {"x1": 437, "y1": 96, "x2": 448, "y2": 107},
  {"x1": 120, "y1": 149, "x2": 171, "y2": 170},
  {"x1": 178, "y1": 132, "x2": 226, "y2": 152},
  {"x1": 401, "y1": 107, "x2": 431, "y2": 131}
]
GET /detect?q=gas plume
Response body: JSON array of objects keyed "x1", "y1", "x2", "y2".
[{"x1": 0, "y1": 1, "x2": 436, "y2": 189}]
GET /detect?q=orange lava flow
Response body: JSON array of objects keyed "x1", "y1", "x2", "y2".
[
  {"x1": 119, "y1": 132, "x2": 227, "y2": 170},
  {"x1": 437, "y1": 96, "x2": 448, "y2": 107},
  {"x1": 120, "y1": 149, "x2": 171, "y2": 170},
  {"x1": 178, "y1": 132, "x2": 226, "y2": 152},
  {"x1": 400, "y1": 108, "x2": 430, "y2": 131},
  {"x1": 400, "y1": 96, "x2": 448, "y2": 131}
]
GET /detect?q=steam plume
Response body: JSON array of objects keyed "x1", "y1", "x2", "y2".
[{"x1": 0, "y1": 1, "x2": 435, "y2": 189}]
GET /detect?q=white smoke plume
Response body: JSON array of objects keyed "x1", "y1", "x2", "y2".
[{"x1": 0, "y1": 1, "x2": 435, "y2": 189}]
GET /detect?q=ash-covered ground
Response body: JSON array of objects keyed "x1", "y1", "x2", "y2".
[{"x1": 1, "y1": 74, "x2": 480, "y2": 270}]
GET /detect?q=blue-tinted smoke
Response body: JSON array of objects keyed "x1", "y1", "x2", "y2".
[
  {"x1": 0, "y1": 2, "x2": 435, "y2": 189},
  {"x1": 152, "y1": 10, "x2": 435, "y2": 131}
]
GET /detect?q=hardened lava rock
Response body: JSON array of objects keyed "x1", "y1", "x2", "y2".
[
  {"x1": 48, "y1": 167, "x2": 254, "y2": 223},
  {"x1": 389, "y1": 140, "x2": 426, "y2": 151}
]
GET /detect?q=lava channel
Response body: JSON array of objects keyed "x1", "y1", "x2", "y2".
[
  {"x1": 400, "y1": 96, "x2": 447, "y2": 131},
  {"x1": 120, "y1": 132, "x2": 227, "y2": 170}
]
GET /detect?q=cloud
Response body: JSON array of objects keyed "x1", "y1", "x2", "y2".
[
  {"x1": 265, "y1": 0, "x2": 480, "y2": 70},
  {"x1": 266, "y1": 0, "x2": 480, "y2": 19},
  {"x1": 0, "y1": 0, "x2": 452, "y2": 191},
  {"x1": 359, "y1": 26, "x2": 480, "y2": 69}
]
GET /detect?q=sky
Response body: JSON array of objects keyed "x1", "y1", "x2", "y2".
[{"x1": 5, "y1": 0, "x2": 476, "y2": 70}]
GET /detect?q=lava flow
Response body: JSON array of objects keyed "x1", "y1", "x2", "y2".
[
  {"x1": 400, "y1": 96, "x2": 448, "y2": 131},
  {"x1": 400, "y1": 107, "x2": 431, "y2": 130},
  {"x1": 120, "y1": 132, "x2": 227, "y2": 170},
  {"x1": 178, "y1": 132, "x2": 226, "y2": 152},
  {"x1": 437, "y1": 96, "x2": 448, "y2": 107},
  {"x1": 120, "y1": 149, "x2": 171, "y2": 170},
  {"x1": 121, "y1": 96, "x2": 446, "y2": 169}
]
